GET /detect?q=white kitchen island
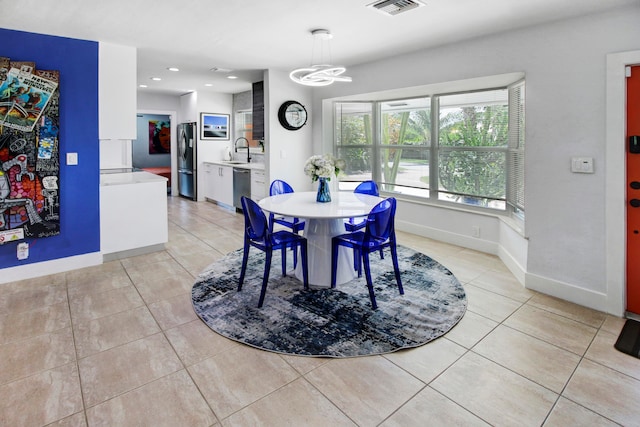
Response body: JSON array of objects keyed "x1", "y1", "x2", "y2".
[{"x1": 100, "y1": 169, "x2": 168, "y2": 259}]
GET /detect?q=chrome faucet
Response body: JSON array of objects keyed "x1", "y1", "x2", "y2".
[{"x1": 234, "y1": 137, "x2": 251, "y2": 163}]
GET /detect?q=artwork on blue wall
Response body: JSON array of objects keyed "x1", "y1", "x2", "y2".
[{"x1": 0, "y1": 56, "x2": 60, "y2": 242}]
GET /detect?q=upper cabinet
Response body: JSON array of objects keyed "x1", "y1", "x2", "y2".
[
  {"x1": 98, "y1": 43, "x2": 136, "y2": 140},
  {"x1": 252, "y1": 81, "x2": 264, "y2": 141}
]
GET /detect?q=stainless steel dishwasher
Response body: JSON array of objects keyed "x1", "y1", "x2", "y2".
[{"x1": 233, "y1": 167, "x2": 251, "y2": 209}]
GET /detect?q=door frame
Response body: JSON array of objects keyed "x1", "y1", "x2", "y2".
[
  {"x1": 137, "y1": 109, "x2": 178, "y2": 196},
  {"x1": 606, "y1": 50, "x2": 640, "y2": 316}
]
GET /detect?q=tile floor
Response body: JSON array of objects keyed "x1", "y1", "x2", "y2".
[{"x1": 1, "y1": 196, "x2": 639, "y2": 426}]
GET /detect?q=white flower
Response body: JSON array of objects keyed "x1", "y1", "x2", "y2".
[{"x1": 304, "y1": 154, "x2": 344, "y2": 182}]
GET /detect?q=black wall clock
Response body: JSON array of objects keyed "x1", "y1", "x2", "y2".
[{"x1": 278, "y1": 100, "x2": 307, "y2": 130}]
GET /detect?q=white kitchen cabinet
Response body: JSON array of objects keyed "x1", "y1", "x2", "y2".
[
  {"x1": 98, "y1": 43, "x2": 136, "y2": 140},
  {"x1": 202, "y1": 163, "x2": 216, "y2": 200},
  {"x1": 251, "y1": 169, "x2": 266, "y2": 201},
  {"x1": 100, "y1": 172, "x2": 168, "y2": 256},
  {"x1": 208, "y1": 164, "x2": 234, "y2": 207}
]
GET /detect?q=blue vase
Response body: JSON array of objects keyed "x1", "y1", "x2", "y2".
[{"x1": 316, "y1": 177, "x2": 331, "y2": 203}]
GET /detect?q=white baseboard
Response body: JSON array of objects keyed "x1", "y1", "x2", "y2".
[
  {"x1": 396, "y1": 219, "x2": 499, "y2": 255},
  {"x1": 525, "y1": 271, "x2": 608, "y2": 313},
  {"x1": 0, "y1": 252, "x2": 103, "y2": 284}
]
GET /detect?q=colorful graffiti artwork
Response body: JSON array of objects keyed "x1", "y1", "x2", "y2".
[{"x1": 0, "y1": 56, "x2": 60, "y2": 240}]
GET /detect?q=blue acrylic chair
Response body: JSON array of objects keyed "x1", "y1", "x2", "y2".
[
  {"x1": 238, "y1": 196, "x2": 309, "y2": 308},
  {"x1": 268, "y1": 180, "x2": 305, "y2": 234},
  {"x1": 344, "y1": 180, "x2": 379, "y2": 232},
  {"x1": 331, "y1": 197, "x2": 403, "y2": 309},
  {"x1": 268, "y1": 179, "x2": 305, "y2": 267}
]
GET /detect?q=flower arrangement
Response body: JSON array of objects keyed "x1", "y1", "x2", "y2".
[{"x1": 304, "y1": 154, "x2": 345, "y2": 182}]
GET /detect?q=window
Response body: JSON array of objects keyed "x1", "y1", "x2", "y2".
[{"x1": 334, "y1": 82, "x2": 525, "y2": 214}]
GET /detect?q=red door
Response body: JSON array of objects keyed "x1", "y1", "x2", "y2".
[{"x1": 626, "y1": 65, "x2": 640, "y2": 315}]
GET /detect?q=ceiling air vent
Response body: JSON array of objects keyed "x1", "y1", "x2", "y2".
[{"x1": 368, "y1": 0, "x2": 425, "y2": 16}]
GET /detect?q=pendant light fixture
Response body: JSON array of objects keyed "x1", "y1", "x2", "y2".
[{"x1": 290, "y1": 29, "x2": 352, "y2": 87}]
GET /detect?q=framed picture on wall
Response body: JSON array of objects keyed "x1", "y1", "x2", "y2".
[{"x1": 200, "y1": 113, "x2": 229, "y2": 140}]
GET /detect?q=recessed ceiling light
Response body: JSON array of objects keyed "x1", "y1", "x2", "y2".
[
  {"x1": 139, "y1": 84, "x2": 148, "y2": 88},
  {"x1": 151, "y1": 77, "x2": 162, "y2": 81},
  {"x1": 204, "y1": 83, "x2": 213, "y2": 87},
  {"x1": 167, "y1": 67, "x2": 179, "y2": 72},
  {"x1": 227, "y1": 75, "x2": 238, "y2": 79}
]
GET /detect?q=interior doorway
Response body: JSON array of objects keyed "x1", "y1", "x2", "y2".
[
  {"x1": 627, "y1": 65, "x2": 640, "y2": 316},
  {"x1": 136, "y1": 110, "x2": 178, "y2": 196}
]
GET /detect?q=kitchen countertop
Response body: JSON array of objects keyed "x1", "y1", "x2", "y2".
[
  {"x1": 204, "y1": 161, "x2": 265, "y2": 171},
  {"x1": 100, "y1": 170, "x2": 168, "y2": 186}
]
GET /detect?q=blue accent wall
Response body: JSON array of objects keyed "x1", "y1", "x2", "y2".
[{"x1": 0, "y1": 28, "x2": 100, "y2": 267}]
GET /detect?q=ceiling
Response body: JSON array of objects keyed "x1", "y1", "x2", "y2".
[{"x1": 0, "y1": 0, "x2": 635, "y2": 96}]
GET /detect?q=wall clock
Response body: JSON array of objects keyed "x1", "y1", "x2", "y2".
[{"x1": 278, "y1": 100, "x2": 307, "y2": 130}]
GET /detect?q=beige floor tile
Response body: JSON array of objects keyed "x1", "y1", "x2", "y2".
[
  {"x1": 119, "y1": 250, "x2": 173, "y2": 269},
  {"x1": 223, "y1": 378, "x2": 355, "y2": 426},
  {"x1": 472, "y1": 325, "x2": 581, "y2": 393},
  {"x1": 544, "y1": 397, "x2": 619, "y2": 427},
  {"x1": 585, "y1": 329, "x2": 640, "y2": 381},
  {"x1": 279, "y1": 354, "x2": 331, "y2": 375},
  {"x1": 469, "y1": 269, "x2": 534, "y2": 303},
  {"x1": 172, "y1": 248, "x2": 226, "y2": 276},
  {"x1": 383, "y1": 337, "x2": 467, "y2": 383},
  {"x1": 0, "y1": 363, "x2": 82, "y2": 426},
  {"x1": 563, "y1": 358, "x2": 640, "y2": 426},
  {"x1": 125, "y1": 258, "x2": 191, "y2": 285},
  {"x1": 47, "y1": 411, "x2": 88, "y2": 427},
  {"x1": 305, "y1": 356, "x2": 425, "y2": 426},
  {"x1": 0, "y1": 282, "x2": 67, "y2": 315},
  {"x1": 78, "y1": 333, "x2": 183, "y2": 407},
  {"x1": 165, "y1": 236, "x2": 215, "y2": 258},
  {"x1": 188, "y1": 345, "x2": 299, "y2": 419},
  {"x1": 458, "y1": 248, "x2": 505, "y2": 270},
  {"x1": 66, "y1": 268, "x2": 132, "y2": 298},
  {"x1": 504, "y1": 304, "x2": 597, "y2": 355},
  {"x1": 127, "y1": 268, "x2": 194, "y2": 304},
  {"x1": 431, "y1": 352, "x2": 557, "y2": 426},
  {"x1": 165, "y1": 319, "x2": 238, "y2": 366},
  {"x1": 0, "y1": 327, "x2": 75, "y2": 385},
  {"x1": 86, "y1": 370, "x2": 216, "y2": 427},
  {"x1": 600, "y1": 314, "x2": 627, "y2": 335},
  {"x1": 1, "y1": 272, "x2": 66, "y2": 294},
  {"x1": 381, "y1": 386, "x2": 490, "y2": 426},
  {"x1": 464, "y1": 284, "x2": 523, "y2": 322},
  {"x1": 444, "y1": 310, "x2": 498, "y2": 349},
  {"x1": 74, "y1": 306, "x2": 160, "y2": 358},
  {"x1": 69, "y1": 285, "x2": 144, "y2": 325},
  {"x1": 437, "y1": 257, "x2": 486, "y2": 284},
  {"x1": 65, "y1": 261, "x2": 125, "y2": 283},
  {"x1": 147, "y1": 292, "x2": 199, "y2": 330},
  {"x1": 528, "y1": 293, "x2": 607, "y2": 328},
  {"x1": 0, "y1": 301, "x2": 70, "y2": 345}
]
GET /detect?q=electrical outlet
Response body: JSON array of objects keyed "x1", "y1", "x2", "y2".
[
  {"x1": 17, "y1": 242, "x2": 29, "y2": 260},
  {"x1": 472, "y1": 226, "x2": 481, "y2": 238}
]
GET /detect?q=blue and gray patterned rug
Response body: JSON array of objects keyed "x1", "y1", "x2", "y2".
[{"x1": 192, "y1": 245, "x2": 467, "y2": 358}]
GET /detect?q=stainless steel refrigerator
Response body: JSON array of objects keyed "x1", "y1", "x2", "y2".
[{"x1": 177, "y1": 122, "x2": 197, "y2": 200}]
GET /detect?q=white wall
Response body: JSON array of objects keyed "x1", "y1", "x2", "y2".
[
  {"x1": 310, "y1": 5, "x2": 640, "y2": 314},
  {"x1": 264, "y1": 70, "x2": 315, "y2": 192}
]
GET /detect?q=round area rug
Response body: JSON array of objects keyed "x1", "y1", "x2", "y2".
[{"x1": 192, "y1": 245, "x2": 466, "y2": 358}]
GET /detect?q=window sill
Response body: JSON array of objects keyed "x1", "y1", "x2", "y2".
[{"x1": 387, "y1": 191, "x2": 526, "y2": 238}]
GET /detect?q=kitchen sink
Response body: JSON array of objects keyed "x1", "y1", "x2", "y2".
[{"x1": 223, "y1": 160, "x2": 249, "y2": 165}]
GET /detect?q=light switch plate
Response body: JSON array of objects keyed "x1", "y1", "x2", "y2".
[{"x1": 67, "y1": 152, "x2": 78, "y2": 165}]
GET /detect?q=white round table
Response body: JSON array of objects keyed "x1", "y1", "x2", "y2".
[{"x1": 258, "y1": 191, "x2": 383, "y2": 287}]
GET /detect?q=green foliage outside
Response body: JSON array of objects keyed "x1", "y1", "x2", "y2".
[{"x1": 336, "y1": 102, "x2": 508, "y2": 205}]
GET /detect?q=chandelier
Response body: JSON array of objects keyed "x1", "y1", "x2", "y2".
[{"x1": 289, "y1": 29, "x2": 352, "y2": 87}]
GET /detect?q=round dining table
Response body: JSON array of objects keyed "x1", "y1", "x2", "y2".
[{"x1": 258, "y1": 191, "x2": 383, "y2": 287}]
